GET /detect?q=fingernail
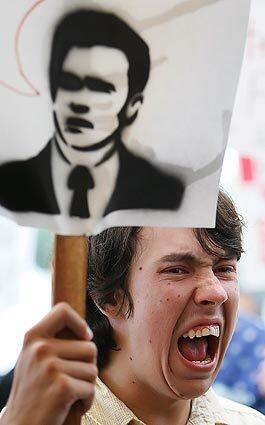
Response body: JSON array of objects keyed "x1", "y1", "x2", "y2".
[{"x1": 87, "y1": 326, "x2": 94, "y2": 339}]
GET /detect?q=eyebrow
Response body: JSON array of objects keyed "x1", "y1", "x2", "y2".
[{"x1": 157, "y1": 252, "x2": 237, "y2": 267}]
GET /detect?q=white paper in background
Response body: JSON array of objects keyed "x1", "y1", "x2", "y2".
[
  {"x1": 222, "y1": 0, "x2": 265, "y2": 292},
  {"x1": 0, "y1": 0, "x2": 250, "y2": 235}
]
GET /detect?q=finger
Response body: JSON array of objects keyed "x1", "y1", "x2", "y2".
[
  {"x1": 56, "y1": 359, "x2": 98, "y2": 382},
  {"x1": 52, "y1": 340, "x2": 97, "y2": 363},
  {"x1": 57, "y1": 375, "x2": 95, "y2": 410},
  {"x1": 28, "y1": 303, "x2": 93, "y2": 340},
  {"x1": 70, "y1": 378, "x2": 95, "y2": 412}
]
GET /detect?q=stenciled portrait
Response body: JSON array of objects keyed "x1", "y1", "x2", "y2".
[{"x1": 0, "y1": 0, "x2": 250, "y2": 234}]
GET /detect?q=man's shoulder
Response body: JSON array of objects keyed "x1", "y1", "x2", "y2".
[
  {"x1": 0, "y1": 142, "x2": 51, "y2": 171},
  {"x1": 0, "y1": 140, "x2": 59, "y2": 214},
  {"x1": 107, "y1": 144, "x2": 185, "y2": 213},
  {"x1": 119, "y1": 146, "x2": 179, "y2": 183},
  {"x1": 0, "y1": 143, "x2": 52, "y2": 191},
  {"x1": 219, "y1": 395, "x2": 265, "y2": 424},
  {"x1": 195, "y1": 388, "x2": 265, "y2": 425}
]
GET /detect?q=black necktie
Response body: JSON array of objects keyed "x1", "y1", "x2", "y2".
[{"x1": 68, "y1": 166, "x2": 95, "y2": 218}]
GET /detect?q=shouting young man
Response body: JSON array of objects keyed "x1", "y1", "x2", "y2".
[{"x1": 1, "y1": 191, "x2": 265, "y2": 424}]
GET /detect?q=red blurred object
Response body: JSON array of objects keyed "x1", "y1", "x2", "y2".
[{"x1": 240, "y1": 156, "x2": 256, "y2": 182}]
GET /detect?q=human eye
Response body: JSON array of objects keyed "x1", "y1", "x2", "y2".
[
  {"x1": 214, "y1": 264, "x2": 237, "y2": 278},
  {"x1": 161, "y1": 266, "x2": 189, "y2": 276},
  {"x1": 85, "y1": 77, "x2": 116, "y2": 93},
  {"x1": 58, "y1": 72, "x2": 82, "y2": 91}
]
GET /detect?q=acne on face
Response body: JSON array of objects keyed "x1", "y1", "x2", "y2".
[{"x1": 54, "y1": 46, "x2": 129, "y2": 148}]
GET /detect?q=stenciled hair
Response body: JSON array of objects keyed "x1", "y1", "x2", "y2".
[
  {"x1": 86, "y1": 189, "x2": 244, "y2": 369},
  {"x1": 49, "y1": 9, "x2": 150, "y2": 105}
]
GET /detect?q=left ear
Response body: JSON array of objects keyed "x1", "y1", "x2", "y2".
[{"x1": 125, "y1": 93, "x2": 144, "y2": 125}]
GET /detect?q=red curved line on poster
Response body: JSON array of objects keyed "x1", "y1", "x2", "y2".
[
  {"x1": 0, "y1": 79, "x2": 38, "y2": 97},
  {"x1": 0, "y1": 0, "x2": 45, "y2": 97}
]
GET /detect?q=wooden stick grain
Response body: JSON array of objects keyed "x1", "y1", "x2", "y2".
[{"x1": 52, "y1": 235, "x2": 88, "y2": 425}]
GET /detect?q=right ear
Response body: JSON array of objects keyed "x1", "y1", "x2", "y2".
[
  {"x1": 125, "y1": 93, "x2": 144, "y2": 125},
  {"x1": 95, "y1": 289, "x2": 127, "y2": 320}
]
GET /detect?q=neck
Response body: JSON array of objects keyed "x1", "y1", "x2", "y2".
[
  {"x1": 54, "y1": 133, "x2": 117, "y2": 168},
  {"x1": 99, "y1": 351, "x2": 191, "y2": 425}
]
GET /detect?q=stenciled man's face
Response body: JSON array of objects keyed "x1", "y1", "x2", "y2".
[
  {"x1": 112, "y1": 227, "x2": 239, "y2": 401},
  {"x1": 54, "y1": 46, "x2": 129, "y2": 149}
]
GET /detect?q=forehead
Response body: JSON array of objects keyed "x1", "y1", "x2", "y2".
[
  {"x1": 62, "y1": 46, "x2": 129, "y2": 76},
  {"x1": 137, "y1": 227, "x2": 225, "y2": 264}
]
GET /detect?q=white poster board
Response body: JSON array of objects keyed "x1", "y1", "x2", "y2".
[{"x1": 0, "y1": 0, "x2": 250, "y2": 235}]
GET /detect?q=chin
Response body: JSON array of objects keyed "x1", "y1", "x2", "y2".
[
  {"x1": 65, "y1": 134, "x2": 106, "y2": 147},
  {"x1": 167, "y1": 377, "x2": 213, "y2": 401},
  {"x1": 166, "y1": 360, "x2": 218, "y2": 400},
  {"x1": 180, "y1": 379, "x2": 212, "y2": 399}
]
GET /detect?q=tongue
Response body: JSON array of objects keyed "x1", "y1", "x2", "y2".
[{"x1": 178, "y1": 336, "x2": 208, "y2": 362}]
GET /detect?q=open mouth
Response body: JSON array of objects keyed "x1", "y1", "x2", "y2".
[{"x1": 177, "y1": 325, "x2": 220, "y2": 368}]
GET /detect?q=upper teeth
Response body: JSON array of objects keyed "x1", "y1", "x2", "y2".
[{"x1": 182, "y1": 325, "x2": 220, "y2": 339}]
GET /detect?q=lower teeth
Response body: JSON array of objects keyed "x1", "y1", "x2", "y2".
[{"x1": 192, "y1": 355, "x2": 211, "y2": 365}]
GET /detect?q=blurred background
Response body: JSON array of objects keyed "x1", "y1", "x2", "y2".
[{"x1": 0, "y1": 0, "x2": 265, "y2": 416}]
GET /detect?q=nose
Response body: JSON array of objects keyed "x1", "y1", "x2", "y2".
[
  {"x1": 70, "y1": 103, "x2": 90, "y2": 114},
  {"x1": 193, "y1": 273, "x2": 228, "y2": 307}
]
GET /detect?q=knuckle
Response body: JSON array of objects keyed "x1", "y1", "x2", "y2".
[
  {"x1": 31, "y1": 340, "x2": 51, "y2": 361},
  {"x1": 23, "y1": 330, "x2": 34, "y2": 347},
  {"x1": 57, "y1": 302, "x2": 71, "y2": 316},
  {"x1": 45, "y1": 358, "x2": 58, "y2": 376},
  {"x1": 55, "y1": 375, "x2": 72, "y2": 397}
]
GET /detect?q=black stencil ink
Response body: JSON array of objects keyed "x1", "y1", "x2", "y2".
[
  {"x1": 66, "y1": 117, "x2": 94, "y2": 130},
  {"x1": 70, "y1": 103, "x2": 90, "y2": 114},
  {"x1": 58, "y1": 72, "x2": 116, "y2": 93},
  {"x1": 0, "y1": 142, "x2": 60, "y2": 214},
  {"x1": 68, "y1": 166, "x2": 95, "y2": 218},
  {"x1": 0, "y1": 9, "x2": 185, "y2": 217}
]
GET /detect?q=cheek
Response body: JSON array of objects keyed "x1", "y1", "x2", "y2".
[
  {"x1": 132, "y1": 289, "x2": 190, "y2": 344},
  {"x1": 228, "y1": 282, "x2": 240, "y2": 313},
  {"x1": 54, "y1": 91, "x2": 76, "y2": 117},
  {"x1": 97, "y1": 89, "x2": 127, "y2": 115},
  {"x1": 224, "y1": 282, "x2": 239, "y2": 340},
  {"x1": 53, "y1": 95, "x2": 62, "y2": 111}
]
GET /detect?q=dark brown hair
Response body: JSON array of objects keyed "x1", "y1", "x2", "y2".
[
  {"x1": 50, "y1": 10, "x2": 150, "y2": 103},
  {"x1": 86, "y1": 189, "x2": 244, "y2": 369}
]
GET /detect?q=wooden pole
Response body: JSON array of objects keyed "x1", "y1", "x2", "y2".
[{"x1": 52, "y1": 235, "x2": 88, "y2": 425}]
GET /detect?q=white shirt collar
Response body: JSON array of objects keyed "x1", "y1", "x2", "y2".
[{"x1": 84, "y1": 378, "x2": 230, "y2": 425}]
